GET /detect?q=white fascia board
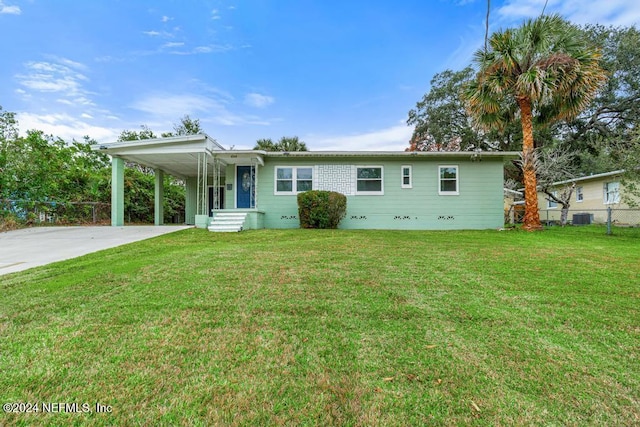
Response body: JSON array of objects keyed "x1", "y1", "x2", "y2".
[
  {"x1": 91, "y1": 134, "x2": 225, "y2": 152},
  {"x1": 264, "y1": 151, "x2": 520, "y2": 159},
  {"x1": 549, "y1": 170, "x2": 625, "y2": 187},
  {"x1": 213, "y1": 151, "x2": 266, "y2": 166}
]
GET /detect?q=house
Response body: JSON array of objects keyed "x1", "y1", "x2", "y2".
[
  {"x1": 93, "y1": 135, "x2": 518, "y2": 231},
  {"x1": 537, "y1": 170, "x2": 639, "y2": 225}
]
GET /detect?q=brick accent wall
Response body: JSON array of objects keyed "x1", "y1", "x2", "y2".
[{"x1": 315, "y1": 164, "x2": 354, "y2": 195}]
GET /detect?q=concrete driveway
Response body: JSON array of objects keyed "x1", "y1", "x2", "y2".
[{"x1": 0, "y1": 226, "x2": 192, "y2": 276}]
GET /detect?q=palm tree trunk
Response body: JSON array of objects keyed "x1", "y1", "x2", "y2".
[{"x1": 518, "y1": 96, "x2": 543, "y2": 231}]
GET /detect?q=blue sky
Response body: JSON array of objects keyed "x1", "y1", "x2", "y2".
[{"x1": 1, "y1": 0, "x2": 639, "y2": 150}]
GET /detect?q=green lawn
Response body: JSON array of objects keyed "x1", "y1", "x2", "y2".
[{"x1": 1, "y1": 227, "x2": 638, "y2": 426}]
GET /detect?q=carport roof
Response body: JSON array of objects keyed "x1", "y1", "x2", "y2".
[{"x1": 91, "y1": 134, "x2": 263, "y2": 179}]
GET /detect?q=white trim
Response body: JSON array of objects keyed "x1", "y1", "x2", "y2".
[
  {"x1": 274, "y1": 165, "x2": 314, "y2": 195},
  {"x1": 535, "y1": 170, "x2": 625, "y2": 188},
  {"x1": 547, "y1": 191, "x2": 558, "y2": 209},
  {"x1": 576, "y1": 186, "x2": 584, "y2": 203},
  {"x1": 355, "y1": 165, "x2": 384, "y2": 195},
  {"x1": 264, "y1": 150, "x2": 519, "y2": 159},
  {"x1": 603, "y1": 181, "x2": 620, "y2": 204},
  {"x1": 401, "y1": 165, "x2": 412, "y2": 189},
  {"x1": 438, "y1": 165, "x2": 459, "y2": 196}
]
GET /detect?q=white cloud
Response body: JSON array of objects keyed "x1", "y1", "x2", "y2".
[
  {"x1": 161, "y1": 15, "x2": 172, "y2": 23},
  {"x1": 131, "y1": 93, "x2": 217, "y2": 117},
  {"x1": 193, "y1": 46, "x2": 215, "y2": 54},
  {"x1": 211, "y1": 9, "x2": 221, "y2": 20},
  {"x1": 56, "y1": 57, "x2": 88, "y2": 71},
  {"x1": 244, "y1": 93, "x2": 274, "y2": 108},
  {"x1": 56, "y1": 96, "x2": 94, "y2": 107},
  {"x1": 17, "y1": 112, "x2": 120, "y2": 142},
  {"x1": 0, "y1": 1, "x2": 20, "y2": 15},
  {"x1": 17, "y1": 60, "x2": 90, "y2": 98},
  {"x1": 163, "y1": 42, "x2": 185, "y2": 48},
  {"x1": 497, "y1": 0, "x2": 640, "y2": 27},
  {"x1": 130, "y1": 92, "x2": 272, "y2": 128},
  {"x1": 306, "y1": 121, "x2": 413, "y2": 151}
]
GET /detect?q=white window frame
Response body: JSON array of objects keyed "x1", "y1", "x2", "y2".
[
  {"x1": 576, "y1": 186, "x2": 583, "y2": 202},
  {"x1": 355, "y1": 166, "x2": 384, "y2": 195},
  {"x1": 401, "y1": 165, "x2": 412, "y2": 189},
  {"x1": 438, "y1": 165, "x2": 459, "y2": 195},
  {"x1": 274, "y1": 166, "x2": 314, "y2": 195},
  {"x1": 604, "y1": 181, "x2": 620, "y2": 204},
  {"x1": 547, "y1": 191, "x2": 558, "y2": 209}
]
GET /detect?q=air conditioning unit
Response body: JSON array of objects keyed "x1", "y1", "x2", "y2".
[{"x1": 572, "y1": 213, "x2": 592, "y2": 225}]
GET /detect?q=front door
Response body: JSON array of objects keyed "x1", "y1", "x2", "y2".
[{"x1": 236, "y1": 165, "x2": 255, "y2": 208}]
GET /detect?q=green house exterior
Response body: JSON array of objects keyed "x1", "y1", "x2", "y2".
[{"x1": 93, "y1": 135, "x2": 517, "y2": 231}]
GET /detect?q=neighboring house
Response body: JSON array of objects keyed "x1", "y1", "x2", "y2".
[
  {"x1": 93, "y1": 135, "x2": 518, "y2": 231},
  {"x1": 537, "y1": 170, "x2": 638, "y2": 224}
]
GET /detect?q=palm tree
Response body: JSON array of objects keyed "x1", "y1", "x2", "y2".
[
  {"x1": 464, "y1": 14, "x2": 606, "y2": 231},
  {"x1": 276, "y1": 136, "x2": 308, "y2": 152},
  {"x1": 254, "y1": 138, "x2": 276, "y2": 151},
  {"x1": 254, "y1": 136, "x2": 308, "y2": 151}
]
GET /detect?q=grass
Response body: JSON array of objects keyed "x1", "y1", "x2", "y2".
[{"x1": 0, "y1": 226, "x2": 638, "y2": 426}]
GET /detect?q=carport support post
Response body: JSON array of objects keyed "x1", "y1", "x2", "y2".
[
  {"x1": 185, "y1": 177, "x2": 197, "y2": 225},
  {"x1": 111, "y1": 156, "x2": 125, "y2": 226},
  {"x1": 154, "y1": 169, "x2": 164, "y2": 225}
]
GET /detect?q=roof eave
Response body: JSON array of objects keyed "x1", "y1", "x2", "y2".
[
  {"x1": 90, "y1": 133, "x2": 225, "y2": 153},
  {"x1": 263, "y1": 150, "x2": 520, "y2": 159}
]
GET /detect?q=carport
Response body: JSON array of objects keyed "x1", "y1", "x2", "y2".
[{"x1": 92, "y1": 135, "x2": 264, "y2": 226}]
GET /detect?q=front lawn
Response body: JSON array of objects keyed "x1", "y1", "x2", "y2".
[{"x1": 1, "y1": 227, "x2": 638, "y2": 425}]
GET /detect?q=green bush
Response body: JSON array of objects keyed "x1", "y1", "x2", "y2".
[{"x1": 297, "y1": 190, "x2": 347, "y2": 229}]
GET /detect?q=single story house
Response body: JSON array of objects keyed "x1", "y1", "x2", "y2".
[
  {"x1": 93, "y1": 134, "x2": 518, "y2": 231},
  {"x1": 537, "y1": 170, "x2": 639, "y2": 224}
]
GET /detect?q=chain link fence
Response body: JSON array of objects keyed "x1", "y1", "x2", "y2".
[
  {"x1": 539, "y1": 208, "x2": 640, "y2": 229},
  {"x1": 1, "y1": 199, "x2": 185, "y2": 231},
  {"x1": 1, "y1": 199, "x2": 111, "y2": 226},
  {"x1": 507, "y1": 205, "x2": 640, "y2": 235}
]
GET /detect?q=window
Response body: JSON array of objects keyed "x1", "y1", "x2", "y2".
[
  {"x1": 275, "y1": 166, "x2": 313, "y2": 194},
  {"x1": 296, "y1": 167, "x2": 313, "y2": 192},
  {"x1": 438, "y1": 165, "x2": 458, "y2": 195},
  {"x1": 356, "y1": 166, "x2": 383, "y2": 194},
  {"x1": 604, "y1": 181, "x2": 620, "y2": 204},
  {"x1": 548, "y1": 191, "x2": 558, "y2": 208},
  {"x1": 576, "y1": 186, "x2": 584, "y2": 202},
  {"x1": 401, "y1": 165, "x2": 412, "y2": 188}
]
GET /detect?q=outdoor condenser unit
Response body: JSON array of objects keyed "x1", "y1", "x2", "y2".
[{"x1": 572, "y1": 213, "x2": 592, "y2": 225}]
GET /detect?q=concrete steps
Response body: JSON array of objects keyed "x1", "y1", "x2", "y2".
[{"x1": 208, "y1": 212, "x2": 247, "y2": 232}]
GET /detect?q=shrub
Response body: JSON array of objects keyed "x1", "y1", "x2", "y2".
[{"x1": 297, "y1": 190, "x2": 347, "y2": 229}]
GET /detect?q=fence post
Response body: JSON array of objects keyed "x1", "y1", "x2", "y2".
[{"x1": 607, "y1": 207, "x2": 612, "y2": 235}]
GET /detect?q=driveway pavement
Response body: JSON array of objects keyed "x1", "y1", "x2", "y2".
[{"x1": 0, "y1": 226, "x2": 192, "y2": 276}]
